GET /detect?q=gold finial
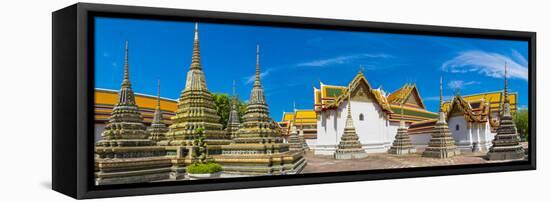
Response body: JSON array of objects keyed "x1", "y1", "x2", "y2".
[{"x1": 359, "y1": 64, "x2": 365, "y2": 74}]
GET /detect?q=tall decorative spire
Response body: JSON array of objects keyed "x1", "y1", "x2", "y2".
[
  {"x1": 486, "y1": 61, "x2": 524, "y2": 160},
  {"x1": 254, "y1": 44, "x2": 261, "y2": 87},
  {"x1": 422, "y1": 76, "x2": 460, "y2": 158},
  {"x1": 504, "y1": 61, "x2": 509, "y2": 104},
  {"x1": 156, "y1": 80, "x2": 161, "y2": 108},
  {"x1": 248, "y1": 44, "x2": 267, "y2": 105},
  {"x1": 217, "y1": 45, "x2": 306, "y2": 175},
  {"x1": 190, "y1": 22, "x2": 201, "y2": 70},
  {"x1": 118, "y1": 41, "x2": 135, "y2": 105},
  {"x1": 148, "y1": 79, "x2": 169, "y2": 143},
  {"x1": 231, "y1": 80, "x2": 238, "y2": 108},
  {"x1": 345, "y1": 93, "x2": 354, "y2": 129},
  {"x1": 183, "y1": 22, "x2": 208, "y2": 91},
  {"x1": 226, "y1": 80, "x2": 241, "y2": 138},
  {"x1": 95, "y1": 41, "x2": 171, "y2": 186},
  {"x1": 438, "y1": 76, "x2": 446, "y2": 124},
  {"x1": 400, "y1": 87, "x2": 406, "y2": 128},
  {"x1": 439, "y1": 76, "x2": 443, "y2": 111},
  {"x1": 153, "y1": 80, "x2": 162, "y2": 123},
  {"x1": 334, "y1": 92, "x2": 368, "y2": 159},
  {"x1": 122, "y1": 41, "x2": 131, "y2": 87},
  {"x1": 162, "y1": 21, "x2": 226, "y2": 148},
  {"x1": 389, "y1": 86, "x2": 416, "y2": 155}
]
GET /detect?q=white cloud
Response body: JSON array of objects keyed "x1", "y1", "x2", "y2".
[
  {"x1": 245, "y1": 70, "x2": 270, "y2": 84},
  {"x1": 297, "y1": 53, "x2": 391, "y2": 67},
  {"x1": 441, "y1": 50, "x2": 528, "y2": 81},
  {"x1": 511, "y1": 49, "x2": 528, "y2": 66},
  {"x1": 447, "y1": 80, "x2": 480, "y2": 90}
]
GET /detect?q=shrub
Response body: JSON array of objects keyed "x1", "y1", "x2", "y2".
[{"x1": 187, "y1": 162, "x2": 222, "y2": 174}]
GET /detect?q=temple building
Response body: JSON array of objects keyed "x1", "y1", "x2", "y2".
[
  {"x1": 279, "y1": 109, "x2": 317, "y2": 146},
  {"x1": 487, "y1": 64, "x2": 525, "y2": 160},
  {"x1": 408, "y1": 91, "x2": 518, "y2": 152},
  {"x1": 313, "y1": 71, "x2": 438, "y2": 155},
  {"x1": 95, "y1": 42, "x2": 171, "y2": 185},
  {"x1": 444, "y1": 95, "x2": 496, "y2": 151},
  {"x1": 159, "y1": 23, "x2": 230, "y2": 152},
  {"x1": 147, "y1": 81, "x2": 170, "y2": 143},
  {"x1": 214, "y1": 45, "x2": 306, "y2": 176}
]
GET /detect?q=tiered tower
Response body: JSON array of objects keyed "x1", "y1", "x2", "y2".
[
  {"x1": 147, "y1": 80, "x2": 169, "y2": 142},
  {"x1": 298, "y1": 126, "x2": 310, "y2": 151},
  {"x1": 95, "y1": 42, "x2": 171, "y2": 185},
  {"x1": 161, "y1": 23, "x2": 229, "y2": 152},
  {"x1": 487, "y1": 63, "x2": 525, "y2": 161},
  {"x1": 422, "y1": 77, "x2": 460, "y2": 158},
  {"x1": 215, "y1": 45, "x2": 306, "y2": 176},
  {"x1": 287, "y1": 114, "x2": 305, "y2": 153},
  {"x1": 388, "y1": 92, "x2": 416, "y2": 155},
  {"x1": 226, "y1": 81, "x2": 241, "y2": 138},
  {"x1": 334, "y1": 94, "x2": 368, "y2": 159}
]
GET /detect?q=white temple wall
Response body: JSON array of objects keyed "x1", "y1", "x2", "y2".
[
  {"x1": 410, "y1": 133, "x2": 431, "y2": 149},
  {"x1": 315, "y1": 109, "x2": 340, "y2": 155},
  {"x1": 314, "y1": 99, "x2": 391, "y2": 155},
  {"x1": 449, "y1": 116, "x2": 496, "y2": 152},
  {"x1": 479, "y1": 123, "x2": 495, "y2": 151},
  {"x1": 448, "y1": 116, "x2": 471, "y2": 151},
  {"x1": 305, "y1": 139, "x2": 317, "y2": 148}
]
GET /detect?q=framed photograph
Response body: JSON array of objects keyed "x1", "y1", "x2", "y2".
[{"x1": 52, "y1": 3, "x2": 536, "y2": 199}]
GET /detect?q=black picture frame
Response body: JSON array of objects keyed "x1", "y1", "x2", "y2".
[{"x1": 52, "y1": 3, "x2": 536, "y2": 199}]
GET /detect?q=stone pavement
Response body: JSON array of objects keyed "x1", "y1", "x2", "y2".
[{"x1": 302, "y1": 147, "x2": 528, "y2": 174}]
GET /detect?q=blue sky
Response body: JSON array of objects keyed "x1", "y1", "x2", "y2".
[{"x1": 94, "y1": 17, "x2": 529, "y2": 121}]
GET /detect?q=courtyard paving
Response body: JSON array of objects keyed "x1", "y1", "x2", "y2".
[{"x1": 302, "y1": 145, "x2": 528, "y2": 173}]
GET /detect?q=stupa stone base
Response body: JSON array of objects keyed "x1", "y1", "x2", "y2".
[
  {"x1": 388, "y1": 147, "x2": 416, "y2": 155},
  {"x1": 421, "y1": 115, "x2": 460, "y2": 159},
  {"x1": 422, "y1": 148, "x2": 460, "y2": 158},
  {"x1": 213, "y1": 152, "x2": 306, "y2": 176},
  {"x1": 96, "y1": 171, "x2": 171, "y2": 186},
  {"x1": 487, "y1": 147, "x2": 525, "y2": 161},
  {"x1": 388, "y1": 125, "x2": 416, "y2": 155},
  {"x1": 334, "y1": 150, "x2": 368, "y2": 160},
  {"x1": 94, "y1": 157, "x2": 172, "y2": 185},
  {"x1": 169, "y1": 160, "x2": 187, "y2": 180}
]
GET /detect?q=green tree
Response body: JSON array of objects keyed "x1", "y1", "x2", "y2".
[
  {"x1": 212, "y1": 93, "x2": 246, "y2": 129},
  {"x1": 513, "y1": 108, "x2": 529, "y2": 141}
]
